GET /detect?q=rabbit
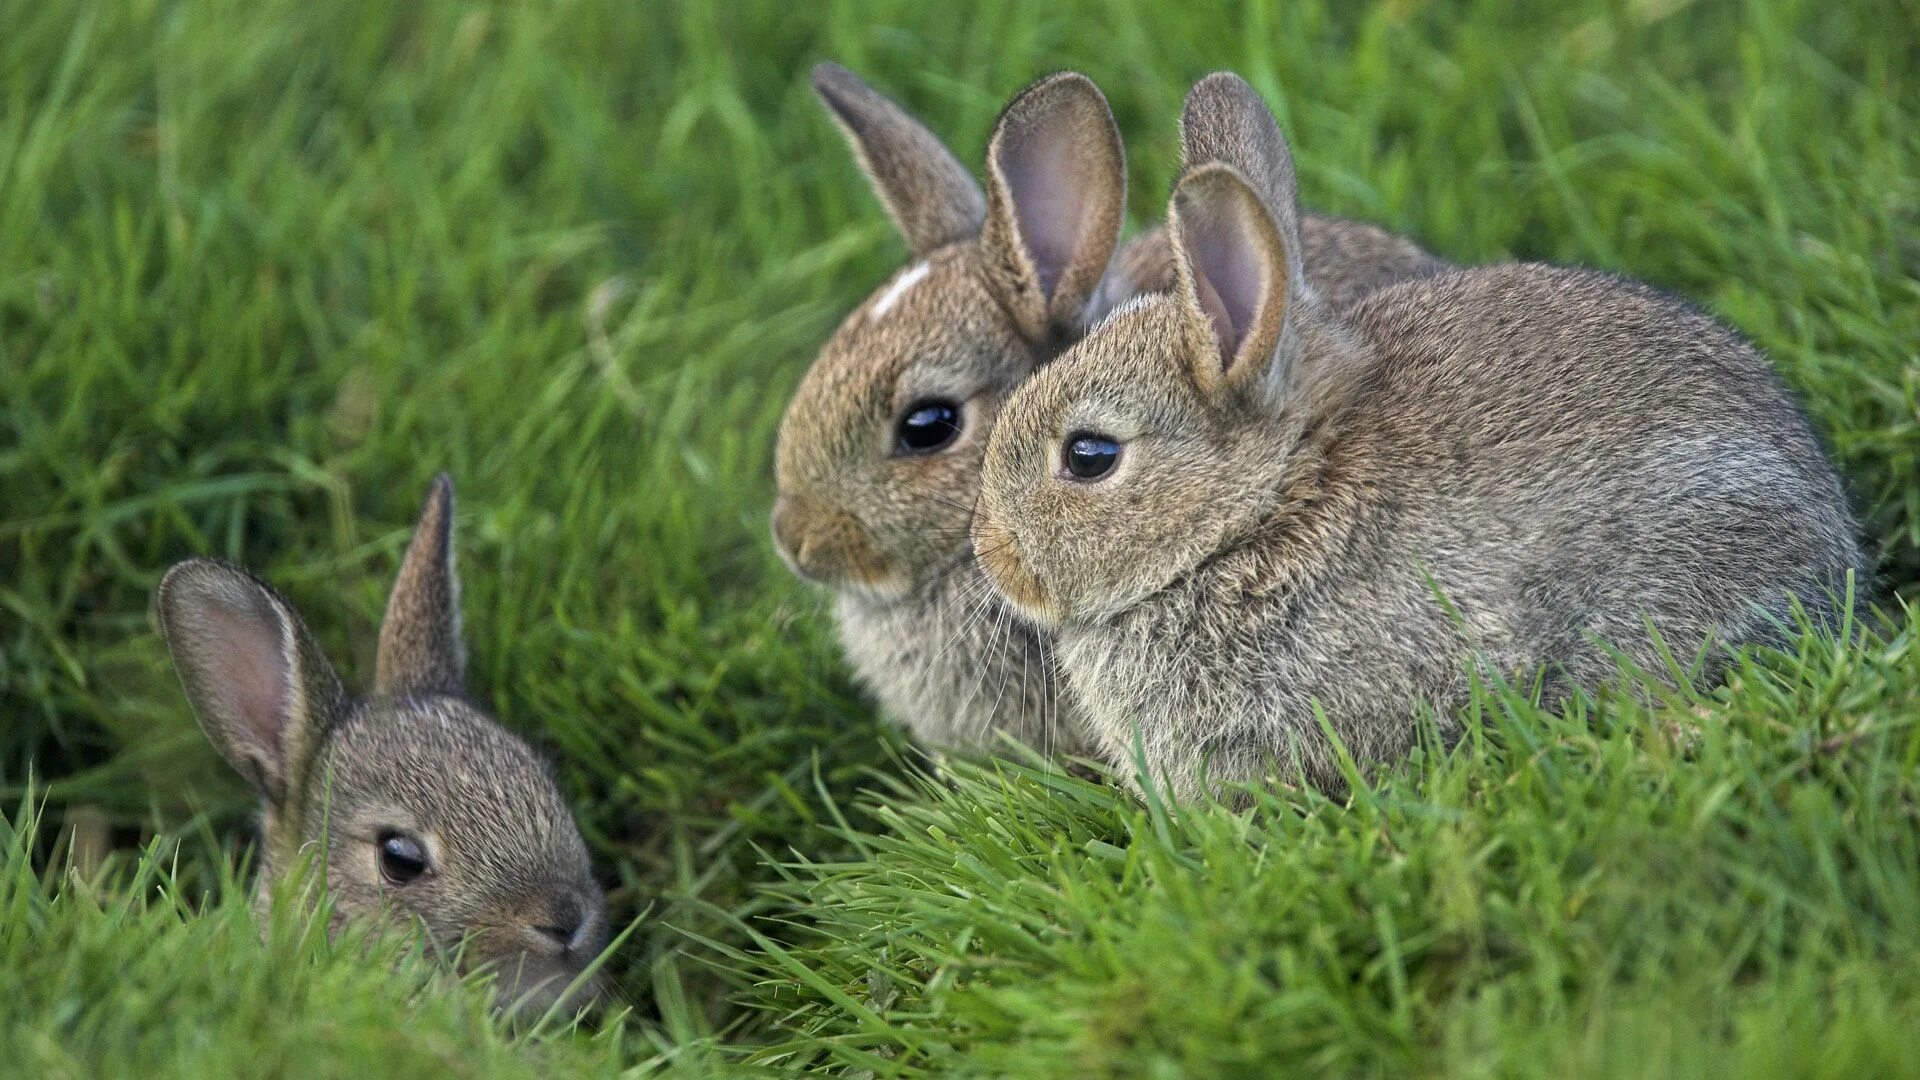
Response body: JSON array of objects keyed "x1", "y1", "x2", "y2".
[
  {"x1": 154, "y1": 474, "x2": 609, "y2": 1015},
  {"x1": 771, "y1": 63, "x2": 1446, "y2": 759},
  {"x1": 971, "y1": 73, "x2": 1867, "y2": 801}
]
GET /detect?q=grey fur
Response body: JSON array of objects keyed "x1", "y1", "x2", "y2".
[
  {"x1": 154, "y1": 475, "x2": 606, "y2": 1014},
  {"x1": 375, "y1": 473, "x2": 465, "y2": 697},
  {"x1": 972, "y1": 74, "x2": 1866, "y2": 801},
  {"x1": 811, "y1": 62, "x2": 986, "y2": 256},
  {"x1": 774, "y1": 65, "x2": 1447, "y2": 758}
]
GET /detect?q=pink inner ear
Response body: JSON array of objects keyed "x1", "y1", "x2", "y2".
[
  {"x1": 1182, "y1": 191, "x2": 1267, "y2": 370},
  {"x1": 1005, "y1": 147, "x2": 1078, "y2": 297},
  {"x1": 200, "y1": 598, "x2": 292, "y2": 760},
  {"x1": 1001, "y1": 107, "x2": 1104, "y2": 301},
  {"x1": 1191, "y1": 270, "x2": 1235, "y2": 365}
]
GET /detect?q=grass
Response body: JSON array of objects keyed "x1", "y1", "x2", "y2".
[
  {"x1": 0, "y1": 800, "x2": 642, "y2": 1076},
  {"x1": 1, "y1": 0, "x2": 1915, "y2": 1074}
]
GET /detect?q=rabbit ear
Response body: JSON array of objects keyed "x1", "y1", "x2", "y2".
[
  {"x1": 376, "y1": 473, "x2": 465, "y2": 698},
  {"x1": 1169, "y1": 162, "x2": 1294, "y2": 394},
  {"x1": 979, "y1": 72, "x2": 1127, "y2": 344},
  {"x1": 1169, "y1": 75, "x2": 1312, "y2": 397},
  {"x1": 812, "y1": 62, "x2": 986, "y2": 256},
  {"x1": 1178, "y1": 72, "x2": 1306, "y2": 246},
  {"x1": 155, "y1": 560, "x2": 344, "y2": 806}
]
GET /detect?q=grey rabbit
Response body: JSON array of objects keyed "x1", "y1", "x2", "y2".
[
  {"x1": 972, "y1": 73, "x2": 1866, "y2": 800},
  {"x1": 772, "y1": 64, "x2": 1444, "y2": 759},
  {"x1": 154, "y1": 474, "x2": 608, "y2": 1013}
]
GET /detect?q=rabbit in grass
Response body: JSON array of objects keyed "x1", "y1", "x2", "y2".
[
  {"x1": 972, "y1": 73, "x2": 1866, "y2": 801},
  {"x1": 155, "y1": 475, "x2": 608, "y2": 1014},
  {"x1": 772, "y1": 63, "x2": 1445, "y2": 759}
]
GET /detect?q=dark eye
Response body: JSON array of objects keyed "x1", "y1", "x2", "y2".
[
  {"x1": 896, "y1": 399, "x2": 962, "y2": 454},
  {"x1": 1063, "y1": 433, "x2": 1121, "y2": 481},
  {"x1": 378, "y1": 831, "x2": 429, "y2": 886}
]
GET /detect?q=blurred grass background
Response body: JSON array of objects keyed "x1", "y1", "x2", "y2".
[{"x1": 1, "y1": 0, "x2": 1916, "y2": 1074}]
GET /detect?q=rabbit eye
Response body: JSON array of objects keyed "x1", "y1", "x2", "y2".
[
  {"x1": 896, "y1": 399, "x2": 962, "y2": 454},
  {"x1": 378, "y1": 830, "x2": 429, "y2": 885},
  {"x1": 1062, "y1": 433, "x2": 1121, "y2": 481}
]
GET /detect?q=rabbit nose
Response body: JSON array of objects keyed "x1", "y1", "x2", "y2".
[
  {"x1": 772, "y1": 495, "x2": 843, "y2": 579},
  {"x1": 534, "y1": 895, "x2": 593, "y2": 954},
  {"x1": 771, "y1": 496, "x2": 897, "y2": 592}
]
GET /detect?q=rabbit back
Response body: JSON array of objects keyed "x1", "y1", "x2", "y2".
[{"x1": 1300, "y1": 215, "x2": 1449, "y2": 309}]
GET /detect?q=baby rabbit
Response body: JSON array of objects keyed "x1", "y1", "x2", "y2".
[
  {"x1": 772, "y1": 64, "x2": 1444, "y2": 758},
  {"x1": 155, "y1": 475, "x2": 608, "y2": 1014},
  {"x1": 973, "y1": 74, "x2": 1866, "y2": 800}
]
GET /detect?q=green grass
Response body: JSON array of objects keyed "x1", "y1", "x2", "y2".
[
  {"x1": 0, "y1": 799, "x2": 644, "y2": 1076},
  {"x1": 1, "y1": 0, "x2": 1916, "y2": 1075}
]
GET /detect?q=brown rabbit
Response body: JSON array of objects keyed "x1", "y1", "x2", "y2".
[
  {"x1": 155, "y1": 475, "x2": 608, "y2": 1014},
  {"x1": 972, "y1": 73, "x2": 1866, "y2": 800},
  {"x1": 772, "y1": 64, "x2": 1444, "y2": 758}
]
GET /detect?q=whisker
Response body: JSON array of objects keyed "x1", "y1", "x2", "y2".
[
  {"x1": 953, "y1": 577, "x2": 1007, "y2": 733},
  {"x1": 927, "y1": 565, "x2": 1002, "y2": 698},
  {"x1": 981, "y1": 596, "x2": 1021, "y2": 744},
  {"x1": 918, "y1": 490, "x2": 984, "y2": 517}
]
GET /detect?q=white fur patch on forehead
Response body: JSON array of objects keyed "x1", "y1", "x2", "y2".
[{"x1": 867, "y1": 261, "x2": 932, "y2": 322}]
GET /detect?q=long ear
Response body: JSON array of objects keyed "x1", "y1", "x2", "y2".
[
  {"x1": 1178, "y1": 73, "x2": 1304, "y2": 246},
  {"x1": 979, "y1": 71, "x2": 1128, "y2": 343},
  {"x1": 154, "y1": 560, "x2": 344, "y2": 806},
  {"x1": 1169, "y1": 162, "x2": 1294, "y2": 396},
  {"x1": 375, "y1": 473, "x2": 465, "y2": 698},
  {"x1": 812, "y1": 62, "x2": 986, "y2": 256}
]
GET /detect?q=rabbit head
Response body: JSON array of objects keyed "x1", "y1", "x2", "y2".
[
  {"x1": 155, "y1": 475, "x2": 607, "y2": 1016},
  {"x1": 772, "y1": 63, "x2": 1140, "y2": 602},
  {"x1": 974, "y1": 74, "x2": 1372, "y2": 626}
]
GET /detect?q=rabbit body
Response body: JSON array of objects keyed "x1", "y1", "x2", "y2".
[
  {"x1": 973, "y1": 74, "x2": 1864, "y2": 798},
  {"x1": 1044, "y1": 266, "x2": 1863, "y2": 796},
  {"x1": 776, "y1": 65, "x2": 1443, "y2": 757}
]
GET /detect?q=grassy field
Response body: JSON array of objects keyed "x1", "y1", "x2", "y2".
[{"x1": 2, "y1": 0, "x2": 1917, "y2": 1075}]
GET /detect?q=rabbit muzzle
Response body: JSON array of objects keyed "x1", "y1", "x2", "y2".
[
  {"x1": 771, "y1": 494, "x2": 902, "y2": 597},
  {"x1": 971, "y1": 514, "x2": 1056, "y2": 624},
  {"x1": 464, "y1": 891, "x2": 610, "y2": 1019}
]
